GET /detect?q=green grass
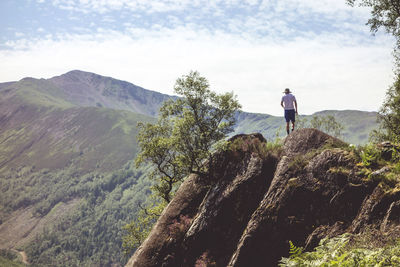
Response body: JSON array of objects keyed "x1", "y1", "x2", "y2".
[
  {"x1": 13, "y1": 78, "x2": 74, "y2": 109},
  {"x1": 0, "y1": 250, "x2": 24, "y2": 267},
  {"x1": 0, "y1": 256, "x2": 25, "y2": 267}
]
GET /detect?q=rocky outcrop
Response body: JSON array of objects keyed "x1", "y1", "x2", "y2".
[{"x1": 126, "y1": 129, "x2": 400, "y2": 267}]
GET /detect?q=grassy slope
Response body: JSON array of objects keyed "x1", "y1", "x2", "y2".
[
  {"x1": 8, "y1": 71, "x2": 378, "y2": 145},
  {"x1": 0, "y1": 256, "x2": 24, "y2": 267},
  {"x1": 48, "y1": 70, "x2": 174, "y2": 116},
  {"x1": 0, "y1": 79, "x2": 155, "y2": 266},
  {"x1": 14, "y1": 70, "x2": 378, "y2": 145}
]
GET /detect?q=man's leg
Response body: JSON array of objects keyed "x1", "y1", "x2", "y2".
[
  {"x1": 291, "y1": 121, "x2": 295, "y2": 132},
  {"x1": 286, "y1": 122, "x2": 290, "y2": 135}
]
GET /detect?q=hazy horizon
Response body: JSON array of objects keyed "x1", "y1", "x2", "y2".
[{"x1": 0, "y1": 0, "x2": 395, "y2": 116}]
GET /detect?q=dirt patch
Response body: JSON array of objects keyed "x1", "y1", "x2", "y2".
[
  {"x1": 11, "y1": 249, "x2": 29, "y2": 265},
  {"x1": 0, "y1": 198, "x2": 80, "y2": 249}
]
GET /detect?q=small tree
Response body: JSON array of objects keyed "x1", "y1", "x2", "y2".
[
  {"x1": 310, "y1": 115, "x2": 344, "y2": 138},
  {"x1": 122, "y1": 197, "x2": 166, "y2": 254},
  {"x1": 371, "y1": 73, "x2": 400, "y2": 143},
  {"x1": 135, "y1": 71, "x2": 241, "y2": 203},
  {"x1": 123, "y1": 71, "x2": 241, "y2": 253},
  {"x1": 296, "y1": 115, "x2": 344, "y2": 138}
]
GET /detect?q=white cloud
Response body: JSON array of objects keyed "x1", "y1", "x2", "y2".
[
  {"x1": 43, "y1": 0, "x2": 369, "y2": 20},
  {"x1": 0, "y1": 27, "x2": 394, "y2": 116}
]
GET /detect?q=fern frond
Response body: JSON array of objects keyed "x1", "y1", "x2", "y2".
[{"x1": 289, "y1": 240, "x2": 303, "y2": 258}]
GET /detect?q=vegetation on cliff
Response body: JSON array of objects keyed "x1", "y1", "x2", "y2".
[
  {"x1": 280, "y1": 140, "x2": 400, "y2": 266},
  {"x1": 278, "y1": 3, "x2": 400, "y2": 264},
  {"x1": 281, "y1": 232, "x2": 400, "y2": 266},
  {"x1": 123, "y1": 71, "x2": 241, "y2": 253}
]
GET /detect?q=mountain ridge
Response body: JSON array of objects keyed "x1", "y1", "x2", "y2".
[{"x1": 0, "y1": 70, "x2": 380, "y2": 144}]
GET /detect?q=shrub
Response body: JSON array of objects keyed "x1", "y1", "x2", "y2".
[
  {"x1": 360, "y1": 145, "x2": 383, "y2": 168},
  {"x1": 280, "y1": 233, "x2": 400, "y2": 266}
]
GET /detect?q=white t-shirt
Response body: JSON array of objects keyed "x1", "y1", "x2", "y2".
[{"x1": 281, "y1": 93, "x2": 296, "y2": 110}]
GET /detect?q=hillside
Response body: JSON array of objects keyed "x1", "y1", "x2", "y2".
[
  {"x1": 49, "y1": 70, "x2": 174, "y2": 116},
  {"x1": 0, "y1": 77, "x2": 156, "y2": 266},
  {"x1": 0, "y1": 70, "x2": 382, "y2": 266},
  {"x1": 127, "y1": 129, "x2": 400, "y2": 266},
  {"x1": 3, "y1": 70, "x2": 379, "y2": 145}
]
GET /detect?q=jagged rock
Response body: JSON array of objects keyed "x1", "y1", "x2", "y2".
[
  {"x1": 126, "y1": 129, "x2": 400, "y2": 267},
  {"x1": 370, "y1": 166, "x2": 391, "y2": 178},
  {"x1": 381, "y1": 200, "x2": 400, "y2": 232},
  {"x1": 127, "y1": 133, "x2": 279, "y2": 266}
]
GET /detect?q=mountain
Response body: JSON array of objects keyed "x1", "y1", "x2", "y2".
[
  {"x1": 48, "y1": 70, "x2": 174, "y2": 116},
  {"x1": 0, "y1": 72, "x2": 160, "y2": 266},
  {"x1": 127, "y1": 129, "x2": 400, "y2": 266},
  {"x1": 0, "y1": 70, "x2": 381, "y2": 266}
]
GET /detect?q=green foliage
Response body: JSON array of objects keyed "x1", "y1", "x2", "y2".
[
  {"x1": 288, "y1": 154, "x2": 309, "y2": 171},
  {"x1": 347, "y1": 1, "x2": 400, "y2": 143},
  {"x1": 0, "y1": 164, "x2": 153, "y2": 267},
  {"x1": 0, "y1": 255, "x2": 24, "y2": 267},
  {"x1": 0, "y1": 249, "x2": 18, "y2": 261},
  {"x1": 280, "y1": 233, "x2": 400, "y2": 267},
  {"x1": 135, "y1": 71, "x2": 241, "y2": 203},
  {"x1": 124, "y1": 71, "x2": 241, "y2": 253},
  {"x1": 122, "y1": 197, "x2": 167, "y2": 255},
  {"x1": 347, "y1": 0, "x2": 400, "y2": 49},
  {"x1": 296, "y1": 115, "x2": 309, "y2": 129},
  {"x1": 349, "y1": 142, "x2": 400, "y2": 189},
  {"x1": 289, "y1": 241, "x2": 303, "y2": 258},
  {"x1": 309, "y1": 115, "x2": 344, "y2": 138},
  {"x1": 295, "y1": 114, "x2": 344, "y2": 138},
  {"x1": 372, "y1": 73, "x2": 400, "y2": 143},
  {"x1": 360, "y1": 144, "x2": 384, "y2": 168}
]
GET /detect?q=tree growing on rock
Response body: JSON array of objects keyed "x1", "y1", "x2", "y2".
[
  {"x1": 123, "y1": 71, "x2": 241, "y2": 253},
  {"x1": 136, "y1": 71, "x2": 241, "y2": 203}
]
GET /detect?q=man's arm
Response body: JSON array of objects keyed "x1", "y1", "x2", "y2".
[
  {"x1": 294, "y1": 100, "x2": 298, "y2": 114},
  {"x1": 281, "y1": 100, "x2": 284, "y2": 109}
]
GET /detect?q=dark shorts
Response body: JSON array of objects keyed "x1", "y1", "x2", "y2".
[{"x1": 284, "y1": 109, "x2": 296, "y2": 123}]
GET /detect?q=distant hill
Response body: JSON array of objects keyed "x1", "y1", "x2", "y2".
[
  {"x1": 38, "y1": 70, "x2": 173, "y2": 116},
  {"x1": 234, "y1": 110, "x2": 378, "y2": 144},
  {"x1": 0, "y1": 70, "x2": 380, "y2": 266}
]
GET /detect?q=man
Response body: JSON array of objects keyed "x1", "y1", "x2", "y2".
[{"x1": 281, "y1": 88, "x2": 298, "y2": 135}]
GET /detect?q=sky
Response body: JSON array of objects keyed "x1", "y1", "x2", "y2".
[{"x1": 0, "y1": 0, "x2": 396, "y2": 116}]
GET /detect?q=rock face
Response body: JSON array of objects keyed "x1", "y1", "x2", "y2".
[{"x1": 126, "y1": 129, "x2": 400, "y2": 267}]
